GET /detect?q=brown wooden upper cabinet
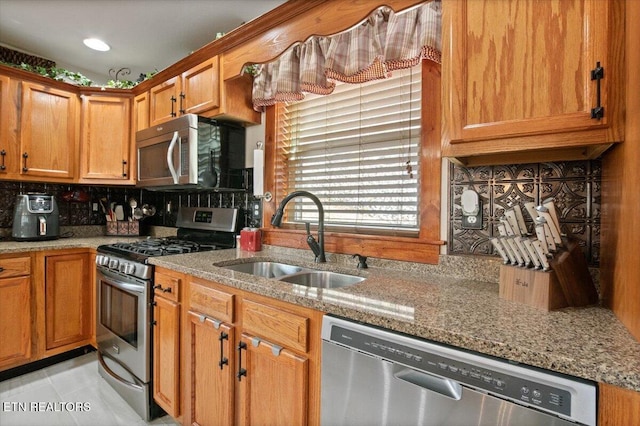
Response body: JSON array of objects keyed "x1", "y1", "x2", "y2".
[
  {"x1": 442, "y1": 0, "x2": 624, "y2": 166},
  {"x1": 18, "y1": 81, "x2": 79, "y2": 180},
  {"x1": 79, "y1": 94, "x2": 133, "y2": 184},
  {"x1": 149, "y1": 56, "x2": 220, "y2": 126}
]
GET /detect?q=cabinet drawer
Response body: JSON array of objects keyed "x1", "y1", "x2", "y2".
[
  {"x1": 242, "y1": 299, "x2": 309, "y2": 353},
  {"x1": 0, "y1": 256, "x2": 31, "y2": 278},
  {"x1": 155, "y1": 271, "x2": 180, "y2": 303},
  {"x1": 188, "y1": 279, "x2": 234, "y2": 323}
]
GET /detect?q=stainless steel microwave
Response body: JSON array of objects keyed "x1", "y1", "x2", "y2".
[{"x1": 136, "y1": 114, "x2": 246, "y2": 191}]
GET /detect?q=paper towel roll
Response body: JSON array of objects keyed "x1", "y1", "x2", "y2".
[{"x1": 253, "y1": 149, "x2": 264, "y2": 196}]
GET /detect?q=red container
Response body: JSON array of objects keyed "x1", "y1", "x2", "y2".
[{"x1": 240, "y1": 228, "x2": 262, "y2": 251}]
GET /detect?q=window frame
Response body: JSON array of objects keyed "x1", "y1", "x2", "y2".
[{"x1": 261, "y1": 60, "x2": 443, "y2": 264}]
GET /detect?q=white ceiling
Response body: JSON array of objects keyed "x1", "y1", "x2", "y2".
[{"x1": 0, "y1": 0, "x2": 286, "y2": 85}]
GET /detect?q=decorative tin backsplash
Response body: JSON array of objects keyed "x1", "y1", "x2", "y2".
[
  {"x1": 449, "y1": 160, "x2": 601, "y2": 266},
  {"x1": 0, "y1": 181, "x2": 258, "y2": 233}
]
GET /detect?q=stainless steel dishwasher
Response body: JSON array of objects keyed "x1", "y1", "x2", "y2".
[{"x1": 321, "y1": 316, "x2": 596, "y2": 426}]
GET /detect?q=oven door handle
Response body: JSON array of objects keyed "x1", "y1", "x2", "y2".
[
  {"x1": 98, "y1": 352, "x2": 144, "y2": 391},
  {"x1": 167, "y1": 130, "x2": 180, "y2": 184},
  {"x1": 97, "y1": 269, "x2": 145, "y2": 294}
]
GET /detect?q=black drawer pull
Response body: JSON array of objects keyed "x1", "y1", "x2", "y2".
[
  {"x1": 237, "y1": 341, "x2": 247, "y2": 381},
  {"x1": 219, "y1": 331, "x2": 229, "y2": 370}
]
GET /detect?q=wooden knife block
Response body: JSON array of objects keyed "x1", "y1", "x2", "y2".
[
  {"x1": 499, "y1": 266, "x2": 568, "y2": 311},
  {"x1": 499, "y1": 239, "x2": 598, "y2": 311}
]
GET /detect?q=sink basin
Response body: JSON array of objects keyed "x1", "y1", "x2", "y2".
[
  {"x1": 279, "y1": 271, "x2": 365, "y2": 289},
  {"x1": 221, "y1": 261, "x2": 308, "y2": 279}
]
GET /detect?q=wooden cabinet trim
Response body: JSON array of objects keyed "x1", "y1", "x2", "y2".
[
  {"x1": 0, "y1": 256, "x2": 31, "y2": 278},
  {"x1": 188, "y1": 277, "x2": 234, "y2": 323},
  {"x1": 155, "y1": 270, "x2": 181, "y2": 303},
  {"x1": 153, "y1": 294, "x2": 181, "y2": 417},
  {"x1": 241, "y1": 299, "x2": 309, "y2": 353}
]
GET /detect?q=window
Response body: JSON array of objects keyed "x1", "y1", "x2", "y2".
[{"x1": 276, "y1": 66, "x2": 421, "y2": 234}]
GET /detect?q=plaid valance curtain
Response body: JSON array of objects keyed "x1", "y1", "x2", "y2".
[{"x1": 252, "y1": 1, "x2": 441, "y2": 111}]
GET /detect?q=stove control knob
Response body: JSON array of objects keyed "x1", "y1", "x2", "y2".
[
  {"x1": 108, "y1": 259, "x2": 119, "y2": 269},
  {"x1": 122, "y1": 263, "x2": 136, "y2": 275}
]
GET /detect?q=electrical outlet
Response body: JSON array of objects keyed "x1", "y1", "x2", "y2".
[
  {"x1": 461, "y1": 203, "x2": 483, "y2": 230},
  {"x1": 461, "y1": 189, "x2": 483, "y2": 230}
]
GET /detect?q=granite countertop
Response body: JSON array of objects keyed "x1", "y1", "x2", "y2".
[
  {"x1": 2, "y1": 238, "x2": 639, "y2": 392},
  {"x1": 150, "y1": 247, "x2": 640, "y2": 393},
  {"x1": 0, "y1": 236, "x2": 142, "y2": 253}
]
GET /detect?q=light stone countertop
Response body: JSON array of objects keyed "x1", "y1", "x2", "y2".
[
  {"x1": 150, "y1": 246, "x2": 640, "y2": 393},
  {"x1": 1, "y1": 237, "x2": 638, "y2": 392}
]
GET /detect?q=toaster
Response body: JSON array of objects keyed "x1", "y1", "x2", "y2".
[{"x1": 12, "y1": 194, "x2": 60, "y2": 241}]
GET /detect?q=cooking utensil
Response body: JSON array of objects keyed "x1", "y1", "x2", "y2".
[
  {"x1": 504, "y1": 209, "x2": 522, "y2": 236},
  {"x1": 141, "y1": 204, "x2": 157, "y2": 217},
  {"x1": 114, "y1": 205, "x2": 125, "y2": 221},
  {"x1": 133, "y1": 207, "x2": 144, "y2": 220},
  {"x1": 499, "y1": 237, "x2": 518, "y2": 265},
  {"x1": 129, "y1": 198, "x2": 138, "y2": 220},
  {"x1": 536, "y1": 205, "x2": 562, "y2": 246},
  {"x1": 542, "y1": 198, "x2": 562, "y2": 239},
  {"x1": 490, "y1": 238, "x2": 510, "y2": 265},
  {"x1": 532, "y1": 240, "x2": 551, "y2": 271},
  {"x1": 523, "y1": 201, "x2": 538, "y2": 222},
  {"x1": 522, "y1": 238, "x2": 542, "y2": 269}
]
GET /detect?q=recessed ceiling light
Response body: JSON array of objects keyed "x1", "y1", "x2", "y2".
[{"x1": 83, "y1": 38, "x2": 110, "y2": 52}]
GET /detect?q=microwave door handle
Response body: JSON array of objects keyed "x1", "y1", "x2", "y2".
[{"x1": 167, "y1": 131, "x2": 179, "y2": 184}]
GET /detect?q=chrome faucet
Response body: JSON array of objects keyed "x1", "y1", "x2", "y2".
[{"x1": 271, "y1": 190, "x2": 326, "y2": 263}]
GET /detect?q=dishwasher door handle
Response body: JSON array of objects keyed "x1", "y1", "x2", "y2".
[{"x1": 393, "y1": 367, "x2": 463, "y2": 400}]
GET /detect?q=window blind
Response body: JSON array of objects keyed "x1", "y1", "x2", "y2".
[{"x1": 277, "y1": 66, "x2": 421, "y2": 233}]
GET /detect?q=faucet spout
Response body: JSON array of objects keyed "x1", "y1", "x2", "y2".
[{"x1": 271, "y1": 190, "x2": 326, "y2": 263}]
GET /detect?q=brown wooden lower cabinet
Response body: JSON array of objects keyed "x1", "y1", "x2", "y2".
[
  {"x1": 0, "y1": 254, "x2": 33, "y2": 369},
  {"x1": 152, "y1": 268, "x2": 183, "y2": 419},
  {"x1": 186, "y1": 311, "x2": 235, "y2": 426},
  {"x1": 44, "y1": 251, "x2": 92, "y2": 352},
  {"x1": 184, "y1": 276, "x2": 322, "y2": 426},
  {"x1": 0, "y1": 249, "x2": 94, "y2": 373},
  {"x1": 599, "y1": 383, "x2": 640, "y2": 426}
]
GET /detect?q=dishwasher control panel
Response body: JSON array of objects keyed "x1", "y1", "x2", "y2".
[{"x1": 327, "y1": 322, "x2": 590, "y2": 421}]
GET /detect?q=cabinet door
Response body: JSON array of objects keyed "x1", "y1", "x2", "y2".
[
  {"x1": 0, "y1": 276, "x2": 31, "y2": 369},
  {"x1": 153, "y1": 295, "x2": 180, "y2": 417},
  {"x1": 181, "y1": 56, "x2": 220, "y2": 116},
  {"x1": 237, "y1": 333, "x2": 308, "y2": 426},
  {"x1": 186, "y1": 311, "x2": 235, "y2": 426},
  {"x1": 80, "y1": 95, "x2": 132, "y2": 182},
  {"x1": 442, "y1": 0, "x2": 623, "y2": 164},
  {"x1": 133, "y1": 91, "x2": 149, "y2": 132},
  {"x1": 20, "y1": 81, "x2": 79, "y2": 179},
  {"x1": 0, "y1": 74, "x2": 14, "y2": 176},
  {"x1": 44, "y1": 253, "x2": 91, "y2": 351},
  {"x1": 149, "y1": 76, "x2": 180, "y2": 126}
]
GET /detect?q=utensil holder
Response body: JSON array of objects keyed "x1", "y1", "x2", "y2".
[{"x1": 106, "y1": 220, "x2": 140, "y2": 236}]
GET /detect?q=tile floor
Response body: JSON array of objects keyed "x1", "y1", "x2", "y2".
[{"x1": 0, "y1": 352, "x2": 179, "y2": 426}]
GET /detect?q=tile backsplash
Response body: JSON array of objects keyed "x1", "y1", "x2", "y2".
[
  {"x1": 0, "y1": 180, "x2": 260, "y2": 236},
  {"x1": 448, "y1": 160, "x2": 600, "y2": 266}
]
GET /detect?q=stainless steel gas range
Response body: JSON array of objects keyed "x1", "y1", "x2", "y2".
[{"x1": 95, "y1": 207, "x2": 239, "y2": 421}]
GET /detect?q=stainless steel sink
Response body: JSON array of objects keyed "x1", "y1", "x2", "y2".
[
  {"x1": 279, "y1": 270, "x2": 365, "y2": 289},
  {"x1": 222, "y1": 261, "x2": 308, "y2": 279}
]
